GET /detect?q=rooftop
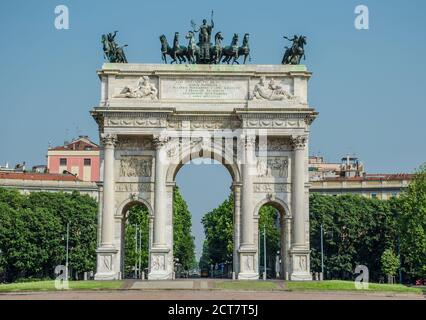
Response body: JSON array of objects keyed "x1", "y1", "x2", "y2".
[
  {"x1": 318, "y1": 173, "x2": 414, "y2": 182},
  {"x1": 49, "y1": 136, "x2": 100, "y2": 152},
  {"x1": 0, "y1": 172, "x2": 81, "y2": 182}
]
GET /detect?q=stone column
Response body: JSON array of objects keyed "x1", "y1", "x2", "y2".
[
  {"x1": 153, "y1": 134, "x2": 168, "y2": 247},
  {"x1": 238, "y1": 134, "x2": 258, "y2": 280},
  {"x1": 291, "y1": 136, "x2": 306, "y2": 247},
  {"x1": 241, "y1": 134, "x2": 255, "y2": 246},
  {"x1": 101, "y1": 134, "x2": 116, "y2": 247},
  {"x1": 95, "y1": 133, "x2": 118, "y2": 280},
  {"x1": 289, "y1": 135, "x2": 311, "y2": 281},
  {"x1": 232, "y1": 182, "x2": 242, "y2": 277},
  {"x1": 149, "y1": 134, "x2": 172, "y2": 280}
]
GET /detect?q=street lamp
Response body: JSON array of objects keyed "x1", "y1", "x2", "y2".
[
  {"x1": 65, "y1": 222, "x2": 70, "y2": 281},
  {"x1": 263, "y1": 224, "x2": 267, "y2": 281},
  {"x1": 320, "y1": 224, "x2": 324, "y2": 276}
]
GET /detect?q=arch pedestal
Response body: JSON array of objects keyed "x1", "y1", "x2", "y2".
[{"x1": 92, "y1": 64, "x2": 317, "y2": 281}]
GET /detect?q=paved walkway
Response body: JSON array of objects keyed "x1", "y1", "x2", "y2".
[{"x1": 0, "y1": 289, "x2": 424, "y2": 300}]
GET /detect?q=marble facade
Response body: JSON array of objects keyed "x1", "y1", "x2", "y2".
[{"x1": 92, "y1": 63, "x2": 317, "y2": 281}]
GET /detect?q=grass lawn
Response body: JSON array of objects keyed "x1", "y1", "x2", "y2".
[
  {"x1": 0, "y1": 280, "x2": 124, "y2": 292},
  {"x1": 286, "y1": 280, "x2": 422, "y2": 294},
  {"x1": 215, "y1": 281, "x2": 282, "y2": 291}
]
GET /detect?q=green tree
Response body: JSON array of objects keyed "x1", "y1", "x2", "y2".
[
  {"x1": 200, "y1": 194, "x2": 234, "y2": 268},
  {"x1": 200, "y1": 195, "x2": 281, "y2": 275},
  {"x1": 123, "y1": 186, "x2": 196, "y2": 277},
  {"x1": 0, "y1": 189, "x2": 98, "y2": 282},
  {"x1": 397, "y1": 164, "x2": 426, "y2": 280},
  {"x1": 258, "y1": 205, "x2": 281, "y2": 276},
  {"x1": 381, "y1": 248, "x2": 400, "y2": 283},
  {"x1": 173, "y1": 186, "x2": 196, "y2": 270},
  {"x1": 310, "y1": 193, "x2": 397, "y2": 281},
  {"x1": 123, "y1": 204, "x2": 149, "y2": 277}
]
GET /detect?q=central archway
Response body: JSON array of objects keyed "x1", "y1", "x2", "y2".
[
  {"x1": 175, "y1": 158, "x2": 233, "y2": 278},
  {"x1": 166, "y1": 143, "x2": 242, "y2": 278}
]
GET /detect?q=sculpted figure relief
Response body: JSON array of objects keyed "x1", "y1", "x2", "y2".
[
  {"x1": 257, "y1": 157, "x2": 289, "y2": 177},
  {"x1": 120, "y1": 157, "x2": 152, "y2": 177},
  {"x1": 251, "y1": 77, "x2": 295, "y2": 101},
  {"x1": 115, "y1": 76, "x2": 158, "y2": 100}
]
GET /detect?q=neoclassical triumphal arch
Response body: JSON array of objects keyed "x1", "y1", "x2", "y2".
[{"x1": 91, "y1": 63, "x2": 317, "y2": 281}]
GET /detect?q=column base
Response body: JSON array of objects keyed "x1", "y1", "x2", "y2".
[
  {"x1": 148, "y1": 246, "x2": 172, "y2": 280},
  {"x1": 238, "y1": 246, "x2": 259, "y2": 280},
  {"x1": 148, "y1": 271, "x2": 174, "y2": 280},
  {"x1": 289, "y1": 271, "x2": 312, "y2": 281},
  {"x1": 238, "y1": 272, "x2": 259, "y2": 280},
  {"x1": 95, "y1": 246, "x2": 119, "y2": 281},
  {"x1": 289, "y1": 248, "x2": 312, "y2": 281}
]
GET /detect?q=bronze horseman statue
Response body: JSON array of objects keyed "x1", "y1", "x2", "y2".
[
  {"x1": 282, "y1": 35, "x2": 307, "y2": 65},
  {"x1": 102, "y1": 31, "x2": 128, "y2": 63}
]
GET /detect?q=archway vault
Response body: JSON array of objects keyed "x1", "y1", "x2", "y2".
[
  {"x1": 93, "y1": 63, "x2": 316, "y2": 281},
  {"x1": 166, "y1": 143, "x2": 241, "y2": 184}
]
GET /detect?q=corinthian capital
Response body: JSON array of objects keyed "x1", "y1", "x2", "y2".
[
  {"x1": 100, "y1": 133, "x2": 117, "y2": 148},
  {"x1": 240, "y1": 133, "x2": 256, "y2": 150},
  {"x1": 290, "y1": 135, "x2": 307, "y2": 150},
  {"x1": 153, "y1": 133, "x2": 170, "y2": 149}
]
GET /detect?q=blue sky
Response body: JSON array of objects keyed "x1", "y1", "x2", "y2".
[{"x1": 1, "y1": 0, "x2": 425, "y2": 258}]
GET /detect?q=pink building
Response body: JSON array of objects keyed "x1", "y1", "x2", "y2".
[{"x1": 47, "y1": 136, "x2": 100, "y2": 182}]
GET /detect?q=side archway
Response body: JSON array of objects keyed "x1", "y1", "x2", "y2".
[
  {"x1": 116, "y1": 197, "x2": 153, "y2": 279},
  {"x1": 254, "y1": 196, "x2": 292, "y2": 279}
]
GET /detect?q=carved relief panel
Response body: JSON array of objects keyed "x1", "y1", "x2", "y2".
[
  {"x1": 116, "y1": 136, "x2": 154, "y2": 150},
  {"x1": 120, "y1": 156, "x2": 152, "y2": 177},
  {"x1": 257, "y1": 157, "x2": 289, "y2": 177}
]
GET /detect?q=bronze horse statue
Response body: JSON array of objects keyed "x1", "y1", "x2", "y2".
[
  {"x1": 160, "y1": 33, "x2": 188, "y2": 64},
  {"x1": 238, "y1": 33, "x2": 250, "y2": 64},
  {"x1": 185, "y1": 31, "x2": 199, "y2": 64},
  {"x1": 221, "y1": 33, "x2": 240, "y2": 64},
  {"x1": 210, "y1": 32, "x2": 224, "y2": 64},
  {"x1": 282, "y1": 35, "x2": 306, "y2": 65},
  {"x1": 102, "y1": 32, "x2": 128, "y2": 63}
]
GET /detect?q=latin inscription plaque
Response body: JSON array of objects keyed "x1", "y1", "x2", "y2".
[{"x1": 161, "y1": 77, "x2": 247, "y2": 100}]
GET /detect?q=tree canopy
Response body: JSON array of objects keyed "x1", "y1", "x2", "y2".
[{"x1": 0, "y1": 188, "x2": 97, "y2": 282}]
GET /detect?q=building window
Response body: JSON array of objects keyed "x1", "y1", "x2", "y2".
[
  {"x1": 84, "y1": 158, "x2": 91, "y2": 166},
  {"x1": 391, "y1": 192, "x2": 398, "y2": 198},
  {"x1": 371, "y1": 193, "x2": 377, "y2": 198},
  {"x1": 60, "y1": 158, "x2": 67, "y2": 166}
]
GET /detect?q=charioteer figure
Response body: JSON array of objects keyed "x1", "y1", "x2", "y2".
[{"x1": 191, "y1": 11, "x2": 215, "y2": 63}]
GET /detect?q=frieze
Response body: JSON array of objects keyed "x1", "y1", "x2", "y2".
[
  {"x1": 253, "y1": 183, "x2": 290, "y2": 193},
  {"x1": 116, "y1": 136, "x2": 154, "y2": 150},
  {"x1": 266, "y1": 137, "x2": 291, "y2": 151},
  {"x1": 244, "y1": 118, "x2": 305, "y2": 128},
  {"x1": 107, "y1": 117, "x2": 166, "y2": 128},
  {"x1": 115, "y1": 183, "x2": 153, "y2": 193},
  {"x1": 168, "y1": 119, "x2": 241, "y2": 130}
]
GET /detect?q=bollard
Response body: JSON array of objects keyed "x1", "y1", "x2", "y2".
[
  {"x1": 232, "y1": 272, "x2": 236, "y2": 280},
  {"x1": 319, "y1": 272, "x2": 324, "y2": 281}
]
